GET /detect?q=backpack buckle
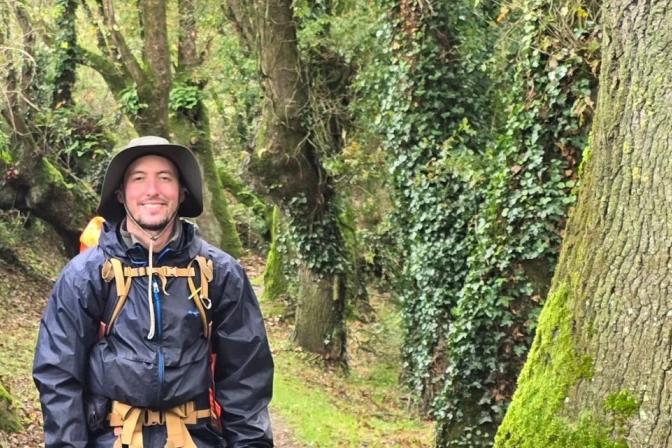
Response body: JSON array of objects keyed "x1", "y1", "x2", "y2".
[
  {"x1": 144, "y1": 410, "x2": 165, "y2": 426},
  {"x1": 162, "y1": 266, "x2": 178, "y2": 277}
]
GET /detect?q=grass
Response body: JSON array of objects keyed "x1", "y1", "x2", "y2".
[{"x1": 259, "y1": 282, "x2": 434, "y2": 448}]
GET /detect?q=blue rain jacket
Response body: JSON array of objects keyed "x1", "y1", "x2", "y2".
[{"x1": 33, "y1": 220, "x2": 274, "y2": 447}]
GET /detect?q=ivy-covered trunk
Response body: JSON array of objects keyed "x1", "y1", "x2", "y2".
[
  {"x1": 376, "y1": 0, "x2": 599, "y2": 444},
  {"x1": 227, "y1": 0, "x2": 349, "y2": 363},
  {"x1": 495, "y1": 0, "x2": 672, "y2": 445}
]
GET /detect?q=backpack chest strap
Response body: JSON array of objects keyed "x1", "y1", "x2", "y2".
[
  {"x1": 124, "y1": 266, "x2": 195, "y2": 278},
  {"x1": 101, "y1": 256, "x2": 214, "y2": 339}
]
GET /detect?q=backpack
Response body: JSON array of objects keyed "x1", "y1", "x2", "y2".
[{"x1": 79, "y1": 217, "x2": 223, "y2": 429}]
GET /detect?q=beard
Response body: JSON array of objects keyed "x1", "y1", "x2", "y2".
[{"x1": 134, "y1": 214, "x2": 173, "y2": 232}]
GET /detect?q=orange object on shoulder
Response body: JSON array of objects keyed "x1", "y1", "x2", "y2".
[{"x1": 80, "y1": 216, "x2": 106, "y2": 253}]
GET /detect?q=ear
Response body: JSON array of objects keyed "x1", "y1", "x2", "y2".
[
  {"x1": 116, "y1": 189, "x2": 124, "y2": 204},
  {"x1": 179, "y1": 187, "x2": 187, "y2": 203}
]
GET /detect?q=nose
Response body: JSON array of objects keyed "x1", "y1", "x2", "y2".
[{"x1": 145, "y1": 178, "x2": 159, "y2": 196}]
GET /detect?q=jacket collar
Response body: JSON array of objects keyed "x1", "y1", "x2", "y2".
[{"x1": 99, "y1": 219, "x2": 204, "y2": 265}]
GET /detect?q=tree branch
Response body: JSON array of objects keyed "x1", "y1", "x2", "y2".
[
  {"x1": 100, "y1": 0, "x2": 145, "y2": 86},
  {"x1": 177, "y1": 0, "x2": 198, "y2": 76},
  {"x1": 13, "y1": 1, "x2": 35, "y2": 101},
  {"x1": 81, "y1": 0, "x2": 111, "y2": 58},
  {"x1": 77, "y1": 47, "x2": 129, "y2": 97},
  {"x1": 223, "y1": 2, "x2": 256, "y2": 53}
]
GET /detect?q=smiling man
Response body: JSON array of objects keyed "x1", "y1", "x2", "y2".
[{"x1": 33, "y1": 136, "x2": 274, "y2": 448}]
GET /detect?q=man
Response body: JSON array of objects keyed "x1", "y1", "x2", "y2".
[{"x1": 33, "y1": 136, "x2": 274, "y2": 448}]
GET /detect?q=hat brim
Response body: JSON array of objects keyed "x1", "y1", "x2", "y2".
[{"x1": 97, "y1": 144, "x2": 203, "y2": 222}]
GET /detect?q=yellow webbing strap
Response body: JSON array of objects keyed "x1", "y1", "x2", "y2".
[
  {"x1": 186, "y1": 256, "x2": 214, "y2": 339},
  {"x1": 102, "y1": 259, "x2": 132, "y2": 336},
  {"x1": 109, "y1": 401, "x2": 209, "y2": 448},
  {"x1": 101, "y1": 256, "x2": 213, "y2": 338},
  {"x1": 124, "y1": 266, "x2": 196, "y2": 296},
  {"x1": 123, "y1": 266, "x2": 195, "y2": 278}
]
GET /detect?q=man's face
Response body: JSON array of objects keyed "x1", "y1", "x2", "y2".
[{"x1": 120, "y1": 155, "x2": 183, "y2": 231}]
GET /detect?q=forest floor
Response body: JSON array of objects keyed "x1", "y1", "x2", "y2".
[{"x1": 0, "y1": 220, "x2": 433, "y2": 447}]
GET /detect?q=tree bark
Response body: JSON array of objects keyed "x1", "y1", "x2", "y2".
[
  {"x1": 293, "y1": 266, "x2": 346, "y2": 360},
  {"x1": 227, "y1": 0, "x2": 349, "y2": 363},
  {"x1": 496, "y1": 0, "x2": 672, "y2": 446},
  {"x1": 171, "y1": 109, "x2": 244, "y2": 257},
  {"x1": 52, "y1": 0, "x2": 78, "y2": 108},
  {"x1": 170, "y1": 0, "x2": 243, "y2": 256}
]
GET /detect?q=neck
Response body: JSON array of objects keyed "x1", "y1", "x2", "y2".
[{"x1": 125, "y1": 218, "x2": 176, "y2": 253}]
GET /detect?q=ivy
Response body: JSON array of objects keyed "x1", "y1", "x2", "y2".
[
  {"x1": 170, "y1": 82, "x2": 205, "y2": 112},
  {"x1": 368, "y1": 0, "x2": 600, "y2": 445},
  {"x1": 285, "y1": 194, "x2": 349, "y2": 276},
  {"x1": 118, "y1": 84, "x2": 148, "y2": 116}
]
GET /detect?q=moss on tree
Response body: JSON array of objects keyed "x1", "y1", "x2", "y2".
[
  {"x1": 171, "y1": 108, "x2": 243, "y2": 258},
  {"x1": 494, "y1": 283, "x2": 636, "y2": 448},
  {"x1": 263, "y1": 206, "x2": 288, "y2": 302},
  {"x1": 0, "y1": 380, "x2": 22, "y2": 432},
  {"x1": 218, "y1": 164, "x2": 271, "y2": 232}
]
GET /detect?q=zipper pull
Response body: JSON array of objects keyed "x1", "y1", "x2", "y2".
[{"x1": 153, "y1": 280, "x2": 159, "y2": 294}]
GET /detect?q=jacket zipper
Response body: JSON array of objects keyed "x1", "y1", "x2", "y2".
[
  {"x1": 153, "y1": 279, "x2": 164, "y2": 403},
  {"x1": 153, "y1": 248, "x2": 170, "y2": 405}
]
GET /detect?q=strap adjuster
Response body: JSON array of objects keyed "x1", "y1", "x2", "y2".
[
  {"x1": 144, "y1": 410, "x2": 165, "y2": 426},
  {"x1": 162, "y1": 266, "x2": 178, "y2": 277}
]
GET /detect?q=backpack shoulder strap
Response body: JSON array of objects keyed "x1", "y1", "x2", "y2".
[
  {"x1": 186, "y1": 255, "x2": 214, "y2": 339},
  {"x1": 100, "y1": 255, "x2": 214, "y2": 339},
  {"x1": 101, "y1": 258, "x2": 132, "y2": 337}
]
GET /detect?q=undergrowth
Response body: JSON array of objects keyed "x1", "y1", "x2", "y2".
[{"x1": 260, "y1": 289, "x2": 433, "y2": 447}]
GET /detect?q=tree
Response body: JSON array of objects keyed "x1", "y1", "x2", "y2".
[
  {"x1": 0, "y1": 1, "x2": 98, "y2": 256},
  {"x1": 78, "y1": 0, "x2": 243, "y2": 256},
  {"x1": 495, "y1": 0, "x2": 670, "y2": 446},
  {"x1": 226, "y1": 0, "x2": 349, "y2": 363}
]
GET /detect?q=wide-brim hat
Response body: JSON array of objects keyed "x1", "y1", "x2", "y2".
[{"x1": 97, "y1": 136, "x2": 203, "y2": 222}]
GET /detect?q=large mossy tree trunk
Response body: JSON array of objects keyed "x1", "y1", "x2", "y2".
[
  {"x1": 495, "y1": 0, "x2": 672, "y2": 446},
  {"x1": 227, "y1": 0, "x2": 349, "y2": 363},
  {"x1": 78, "y1": 0, "x2": 243, "y2": 256}
]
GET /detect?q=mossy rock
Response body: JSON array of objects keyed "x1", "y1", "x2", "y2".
[{"x1": 0, "y1": 380, "x2": 22, "y2": 432}]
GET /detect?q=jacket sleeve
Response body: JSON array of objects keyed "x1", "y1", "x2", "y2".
[
  {"x1": 32, "y1": 259, "x2": 103, "y2": 448},
  {"x1": 212, "y1": 261, "x2": 274, "y2": 447}
]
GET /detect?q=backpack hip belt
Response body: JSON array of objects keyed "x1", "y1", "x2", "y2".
[{"x1": 108, "y1": 400, "x2": 211, "y2": 448}]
